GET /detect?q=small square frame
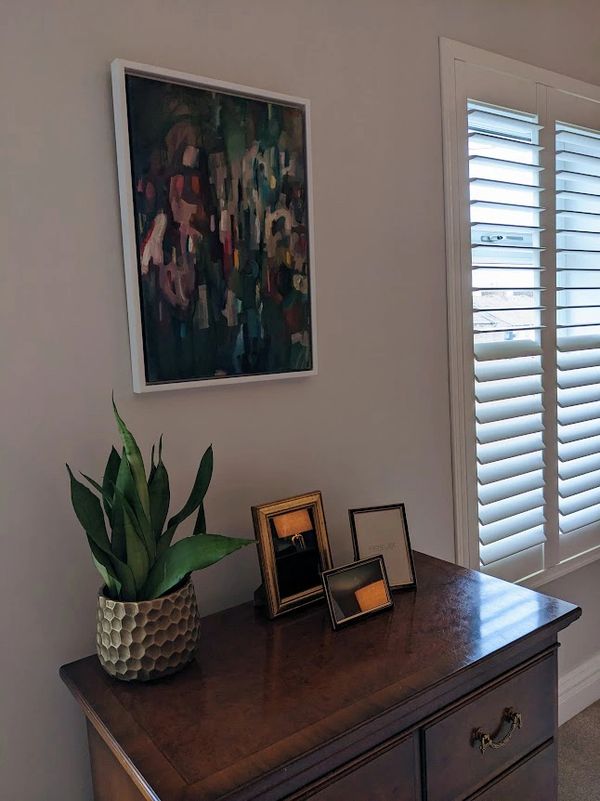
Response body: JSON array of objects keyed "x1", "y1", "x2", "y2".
[{"x1": 322, "y1": 556, "x2": 394, "y2": 630}]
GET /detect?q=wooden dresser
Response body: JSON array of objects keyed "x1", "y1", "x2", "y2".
[{"x1": 60, "y1": 552, "x2": 580, "y2": 801}]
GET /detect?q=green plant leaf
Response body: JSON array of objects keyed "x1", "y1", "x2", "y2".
[
  {"x1": 92, "y1": 556, "x2": 118, "y2": 597},
  {"x1": 110, "y1": 452, "x2": 128, "y2": 560},
  {"x1": 155, "y1": 446, "x2": 214, "y2": 556},
  {"x1": 67, "y1": 465, "x2": 136, "y2": 599},
  {"x1": 110, "y1": 497, "x2": 126, "y2": 563},
  {"x1": 142, "y1": 533, "x2": 253, "y2": 600},
  {"x1": 80, "y1": 470, "x2": 120, "y2": 516},
  {"x1": 102, "y1": 446, "x2": 121, "y2": 522},
  {"x1": 89, "y1": 541, "x2": 121, "y2": 598},
  {"x1": 114, "y1": 447, "x2": 155, "y2": 561},
  {"x1": 156, "y1": 522, "x2": 177, "y2": 557},
  {"x1": 167, "y1": 445, "x2": 213, "y2": 532},
  {"x1": 148, "y1": 458, "x2": 170, "y2": 541},
  {"x1": 192, "y1": 502, "x2": 207, "y2": 535},
  {"x1": 68, "y1": 465, "x2": 112, "y2": 556},
  {"x1": 112, "y1": 397, "x2": 150, "y2": 519},
  {"x1": 118, "y1": 490, "x2": 150, "y2": 593},
  {"x1": 80, "y1": 472, "x2": 106, "y2": 500},
  {"x1": 148, "y1": 435, "x2": 163, "y2": 486},
  {"x1": 149, "y1": 442, "x2": 157, "y2": 484}
]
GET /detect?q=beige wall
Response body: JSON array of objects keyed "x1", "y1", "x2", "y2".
[{"x1": 3, "y1": 1, "x2": 600, "y2": 798}]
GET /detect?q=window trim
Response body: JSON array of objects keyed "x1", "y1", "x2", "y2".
[{"x1": 440, "y1": 38, "x2": 600, "y2": 586}]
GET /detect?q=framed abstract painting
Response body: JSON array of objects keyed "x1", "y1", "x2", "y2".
[{"x1": 111, "y1": 60, "x2": 317, "y2": 392}]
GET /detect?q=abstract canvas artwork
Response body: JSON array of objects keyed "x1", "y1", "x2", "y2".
[{"x1": 111, "y1": 61, "x2": 316, "y2": 392}]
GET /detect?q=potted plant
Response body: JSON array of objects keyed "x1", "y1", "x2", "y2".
[{"x1": 67, "y1": 401, "x2": 253, "y2": 681}]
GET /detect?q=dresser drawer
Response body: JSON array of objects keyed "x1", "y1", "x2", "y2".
[
  {"x1": 295, "y1": 733, "x2": 420, "y2": 801},
  {"x1": 472, "y1": 743, "x2": 556, "y2": 800},
  {"x1": 424, "y1": 654, "x2": 556, "y2": 801}
]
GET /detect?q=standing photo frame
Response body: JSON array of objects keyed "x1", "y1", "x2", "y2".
[
  {"x1": 322, "y1": 556, "x2": 394, "y2": 630},
  {"x1": 111, "y1": 59, "x2": 317, "y2": 392},
  {"x1": 349, "y1": 503, "x2": 417, "y2": 591},
  {"x1": 252, "y1": 491, "x2": 332, "y2": 619}
]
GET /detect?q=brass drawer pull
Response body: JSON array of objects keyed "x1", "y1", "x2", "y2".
[{"x1": 472, "y1": 708, "x2": 522, "y2": 755}]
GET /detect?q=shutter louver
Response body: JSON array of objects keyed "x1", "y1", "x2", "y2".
[
  {"x1": 556, "y1": 123, "x2": 600, "y2": 540},
  {"x1": 467, "y1": 101, "x2": 546, "y2": 570}
]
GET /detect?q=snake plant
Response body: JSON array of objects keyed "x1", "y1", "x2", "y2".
[{"x1": 67, "y1": 400, "x2": 253, "y2": 601}]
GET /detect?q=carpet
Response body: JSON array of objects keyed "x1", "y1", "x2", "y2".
[{"x1": 559, "y1": 700, "x2": 600, "y2": 801}]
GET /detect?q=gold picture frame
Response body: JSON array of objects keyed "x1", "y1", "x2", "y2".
[{"x1": 252, "y1": 491, "x2": 333, "y2": 619}]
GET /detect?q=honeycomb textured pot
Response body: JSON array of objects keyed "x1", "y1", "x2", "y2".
[{"x1": 96, "y1": 580, "x2": 201, "y2": 681}]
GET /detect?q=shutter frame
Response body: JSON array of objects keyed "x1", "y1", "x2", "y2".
[
  {"x1": 556, "y1": 123, "x2": 600, "y2": 543},
  {"x1": 441, "y1": 38, "x2": 600, "y2": 585},
  {"x1": 467, "y1": 100, "x2": 547, "y2": 573}
]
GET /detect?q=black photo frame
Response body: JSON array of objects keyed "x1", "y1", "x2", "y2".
[
  {"x1": 322, "y1": 556, "x2": 394, "y2": 630},
  {"x1": 349, "y1": 503, "x2": 417, "y2": 591}
]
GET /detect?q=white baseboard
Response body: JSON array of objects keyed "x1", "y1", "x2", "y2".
[{"x1": 558, "y1": 652, "x2": 600, "y2": 726}]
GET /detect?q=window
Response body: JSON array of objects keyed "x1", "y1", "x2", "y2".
[{"x1": 441, "y1": 40, "x2": 600, "y2": 585}]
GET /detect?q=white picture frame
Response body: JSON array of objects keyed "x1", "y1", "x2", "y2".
[{"x1": 111, "y1": 59, "x2": 317, "y2": 393}]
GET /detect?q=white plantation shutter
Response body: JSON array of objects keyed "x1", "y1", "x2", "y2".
[
  {"x1": 442, "y1": 41, "x2": 600, "y2": 585},
  {"x1": 468, "y1": 102, "x2": 547, "y2": 573},
  {"x1": 556, "y1": 124, "x2": 600, "y2": 550}
]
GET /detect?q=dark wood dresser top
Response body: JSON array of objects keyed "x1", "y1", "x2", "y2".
[{"x1": 60, "y1": 552, "x2": 580, "y2": 801}]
